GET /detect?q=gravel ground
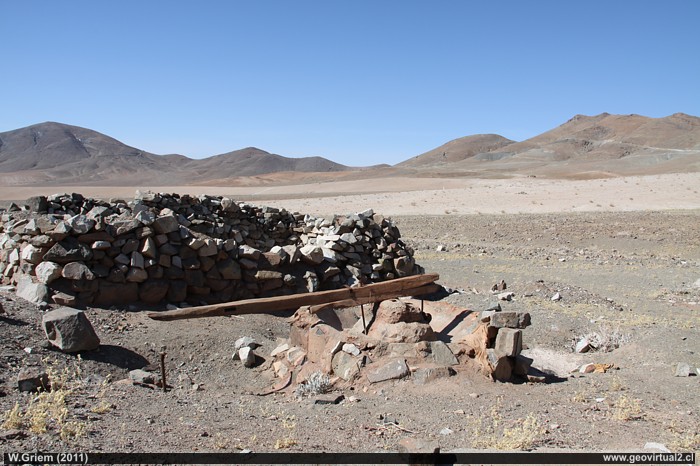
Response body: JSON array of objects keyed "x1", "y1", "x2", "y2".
[{"x1": 1, "y1": 210, "x2": 699, "y2": 455}]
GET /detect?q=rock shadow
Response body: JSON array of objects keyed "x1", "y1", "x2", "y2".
[{"x1": 76, "y1": 345, "x2": 150, "y2": 370}]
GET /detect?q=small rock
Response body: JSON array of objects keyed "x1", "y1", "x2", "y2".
[
  {"x1": 313, "y1": 394, "x2": 345, "y2": 405},
  {"x1": 129, "y1": 369, "x2": 157, "y2": 385},
  {"x1": 413, "y1": 366, "x2": 454, "y2": 385},
  {"x1": 272, "y1": 360, "x2": 289, "y2": 378},
  {"x1": 498, "y1": 291, "x2": 515, "y2": 301},
  {"x1": 234, "y1": 336, "x2": 260, "y2": 351},
  {"x1": 674, "y1": 362, "x2": 691, "y2": 377},
  {"x1": 367, "y1": 359, "x2": 410, "y2": 383},
  {"x1": 342, "y1": 343, "x2": 361, "y2": 356},
  {"x1": 551, "y1": 292, "x2": 562, "y2": 301},
  {"x1": 579, "y1": 363, "x2": 596, "y2": 374},
  {"x1": 439, "y1": 427, "x2": 453, "y2": 436},
  {"x1": 436, "y1": 244, "x2": 447, "y2": 252},
  {"x1": 643, "y1": 442, "x2": 671, "y2": 453},
  {"x1": 17, "y1": 368, "x2": 49, "y2": 392},
  {"x1": 286, "y1": 347, "x2": 307, "y2": 366},
  {"x1": 575, "y1": 338, "x2": 591, "y2": 353},
  {"x1": 484, "y1": 302, "x2": 502, "y2": 312},
  {"x1": 238, "y1": 347, "x2": 256, "y2": 368},
  {"x1": 270, "y1": 343, "x2": 290, "y2": 357}
]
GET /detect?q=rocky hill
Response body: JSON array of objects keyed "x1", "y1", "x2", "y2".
[
  {"x1": 398, "y1": 134, "x2": 515, "y2": 167},
  {"x1": 1, "y1": 113, "x2": 699, "y2": 185},
  {"x1": 0, "y1": 122, "x2": 354, "y2": 185}
]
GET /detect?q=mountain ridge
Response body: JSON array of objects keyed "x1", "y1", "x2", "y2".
[{"x1": 0, "y1": 112, "x2": 698, "y2": 185}]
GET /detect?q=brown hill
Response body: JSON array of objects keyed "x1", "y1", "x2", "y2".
[
  {"x1": 397, "y1": 134, "x2": 514, "y2": 167},
  {"x1": 0, "y1": 122, "x2": 185, "y2": 185},
  {"x1": 182, "y1": 147, "x2": 352, "y2": 181},
  {"x1": 410, "y1": 113, "x2": 700, "y2": 178},
  {"x1": 0, "y1": 122, "x2": 356, "y2": 185}
]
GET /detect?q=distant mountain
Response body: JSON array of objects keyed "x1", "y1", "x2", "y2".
[
  {"x1": 401, "y1": 113, "x2": 700, "y2": 177},
  {"x1": 0, "y1": 122, "x2": 353, "y2": 185},
  {"x1": 1, "y1": 114, "x2": 698, "y2": 186},
  {"x1": 183, "y1": 147, "x2": 351, "y2": 181},
  {"x1": 488, "y1": 112, "x2": 700, "y2": 161},
  {"x1": 397, "y1": 134, "x2": 514, "y2": 167}
]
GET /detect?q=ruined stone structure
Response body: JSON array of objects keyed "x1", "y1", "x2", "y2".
[{"x1": 0, "y1": 192, "x2": 420, "y2": 307}]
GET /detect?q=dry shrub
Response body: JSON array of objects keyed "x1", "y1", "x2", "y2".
[
  {"x1": 467, "y1": 397, "x2": 545, "y2": 450},
  {"x1": 0, "y1": 357, "x2": 89, "y2": 441}
]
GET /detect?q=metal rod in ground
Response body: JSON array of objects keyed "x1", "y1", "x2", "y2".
[
  {"x1": 159, "y1": 352, "x2": 167, "y2": 392},
  {"x1": 361, "y1": 304, "x2": 367, "y2": 335}
]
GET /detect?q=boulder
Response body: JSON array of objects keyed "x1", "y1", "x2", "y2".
[
  {"x1": 366, "y1": 358, "x2": 410, "y2": 383},
  {"x1": 16, "y1": 275, "x2": 49, "y2": 304},
  {"x1": 17, "y1": 368, "x2": 49, "y2": 392},
  {"x1": 42, "y1": 307, "x2": 100, "y2": 352},
  {"x1": 35, "y1": 261, "x2": 62, "y2": 284}
]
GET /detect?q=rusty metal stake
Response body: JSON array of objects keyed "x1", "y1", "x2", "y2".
[
  {"x1": 159, "y1": 351, "x2": 167, "y2": 392},
  {"x1": 360, "y1": 304, "x2": 367, "y2": 335}
]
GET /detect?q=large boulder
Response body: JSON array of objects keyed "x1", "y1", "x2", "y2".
[{"x1": 42, "y1": 307, "x2": 100, "y2": 352}]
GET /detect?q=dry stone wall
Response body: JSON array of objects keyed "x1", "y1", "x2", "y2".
[{"x1": 0, "y1": 192, "x2": 420, "y2": 307}]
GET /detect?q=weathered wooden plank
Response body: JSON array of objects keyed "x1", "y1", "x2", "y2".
[
  {"x1": 147, "y1": 273, "x2": 440, "y2": 321},
  {"x1": 307, "y1": 283, "x2": 441, "y2": 314}
]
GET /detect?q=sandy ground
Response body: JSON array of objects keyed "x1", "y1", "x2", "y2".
[{"x1": 1, "y1": 173, "x2": 699, "y2": 217}]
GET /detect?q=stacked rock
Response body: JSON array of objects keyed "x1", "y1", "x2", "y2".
[{"x1": 0, "y1": 192, "x2": 420, "y2": 307}]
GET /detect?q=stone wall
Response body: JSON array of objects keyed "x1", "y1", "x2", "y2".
[{"x1": 0, "y1": 192, "x2": 420, "y2": 307}]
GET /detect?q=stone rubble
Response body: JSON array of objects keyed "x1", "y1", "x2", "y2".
[{"x1": 0, "y1": 192, "x2": 420, "y2": 307}]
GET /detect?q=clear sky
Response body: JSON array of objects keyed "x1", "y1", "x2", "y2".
[{"x1": 2, "y1": 1, "x2": 699, "y2": 166}]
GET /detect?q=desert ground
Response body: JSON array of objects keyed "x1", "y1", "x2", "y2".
[{"x1": 1, "y1": 173, "x2": 699, "y2": 458}]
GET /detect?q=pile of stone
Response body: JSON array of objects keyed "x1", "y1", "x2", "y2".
[
  {"x1": 262, "y1": 297, "x2": 535, "y2": 386},
  {"x1": 0, "y1": 192, "x2": 420, "y2": 307}
]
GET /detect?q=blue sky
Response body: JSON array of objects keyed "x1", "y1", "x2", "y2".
[{"x1": 2, "y1": 1, "x2": 699, "y2": 165}]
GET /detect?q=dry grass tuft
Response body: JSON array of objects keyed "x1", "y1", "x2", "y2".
[
  {"x1": 611, "y1": 395, "x2": 643, "y2": 421},
  {"x1": 0, "y1": 357, "x2": 90, "y2": 441},
  {"x1": 467, "y1": 397, "x2": 546, "y2": 450}
]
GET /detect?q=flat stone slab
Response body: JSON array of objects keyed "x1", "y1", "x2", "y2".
[{"x1": 367, "y1": 358, "x2": 410, "y2": 383}]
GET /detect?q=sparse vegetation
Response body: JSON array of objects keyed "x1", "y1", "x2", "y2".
[
  {"x1": 294, "y1": 371, "x2": 332, "y2": 398},
  {"x1": 611, "y1": 395, "x2": 643, "y2": 421},
  {"x1": 576, "y1": 324, "x2": 629, "y2": 352},
  {"x1": 467, "y1": 397, "x2": 546, "y2": 450},
  {"x1": 1, "y1": 358, "x2": 90, "y2": 442}
]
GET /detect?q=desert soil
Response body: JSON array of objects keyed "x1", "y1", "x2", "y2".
[{"x1": 1, "y1": 175, "x2": 699, "y2": 456}]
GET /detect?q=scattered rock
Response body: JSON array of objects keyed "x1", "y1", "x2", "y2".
[
  {"x1": 41, "y1": 307, "x2": 100, "y2": 352},
  {"x1": 270, "y1": 343, "x2": 290, "y2": 357},
  {"x1": 238, "y1": 347, "x2": 256, "y2": 368},
  {"x1": 342, "y1": 343, "x2": 361, "y2": 356},
  {"x1": 16, "y1": 275, "x2": 49, "y2": 305},
  {"x1": 494, "y1": 328, "x2": 522, "y2": 357},
  {"x1": 575, "y1": 338, "x2": 591, "y2": 353},
  {"x1": 366, "y1": 358, "x2": 410, "y2": 383},
  {"x1": 551, "y1": 292, "x2": 562, "y2": 301},
  {"x1": 439, "y1": 427, "x2": 453, "y2": 436},
  {"x1": 235, "y1": 336, "x2": 260, "y2": 351},
  {"x1": 497, "y1": 291, "x2": 515, "y2": 301},
  {"x1": 17, "y1": 368, "x2": 49, "y2": 392},
  {"x1": 332, "y1": 351, "x2": 360, "y2": 381},
  {"x1": 579, "y1": 363, "x2": 596, "y2": 374},
  {"x1": 129, "y1": 369, "x2": 158, "y2": 385},
  {"x1": 313, "y1": 394, "x2": 345, "y2": 405},
  {"x1": 413, "y1": 366, "x2": 455, "y2": 385},
  {"x1": 674, "y1": 362, "x2": 691, "y2": 377}
]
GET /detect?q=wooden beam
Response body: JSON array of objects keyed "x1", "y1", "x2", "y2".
[
  {"x1": 147, "y1": 273, "x2": 440, "y2": 321},
  {"x1": 307, "y1": 283, "x2": 441, "y2": 314}
]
